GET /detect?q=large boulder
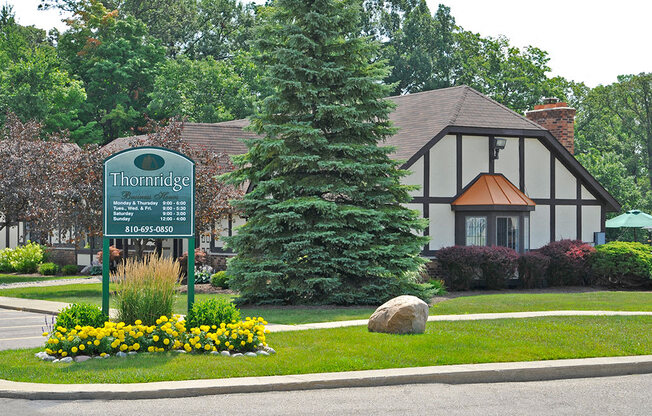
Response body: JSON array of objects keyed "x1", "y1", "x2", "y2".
[{"x1": 368, "y1": 295, "x2": 429, "y2": 334}]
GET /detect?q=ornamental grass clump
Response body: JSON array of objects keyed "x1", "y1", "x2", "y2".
[{"x1": 112, "y1": 254, "x2": 180, "y2": 325}]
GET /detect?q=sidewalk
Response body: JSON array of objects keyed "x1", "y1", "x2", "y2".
[
  {"x1": 1, "y1": 296, "x2": 651, "y2": 332},
  {"x1": 1, "y1": 355, "x2": 651, "y2": 400}
]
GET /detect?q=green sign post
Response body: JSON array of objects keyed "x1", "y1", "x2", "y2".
[{"x1": 103, "y1": 147, "x2": 196, "y2": 317}]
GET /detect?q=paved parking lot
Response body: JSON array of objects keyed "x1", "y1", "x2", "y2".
[{"x1": 0, "y1": 309, "x2": 55, "y2": 351}]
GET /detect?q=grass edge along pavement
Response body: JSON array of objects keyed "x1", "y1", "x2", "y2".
[
  {"x1": 0, "y1": 275, "x2": 86, "y2": 285},
  {"x1": 0, "y1": 315, "x2": 651, "y2": 384},
  {"x1": 1, "y1": 283, "x2": 652, "y2": 324}
]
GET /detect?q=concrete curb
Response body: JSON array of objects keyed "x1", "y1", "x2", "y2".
[
  {"x1": 1, "y1": 355, "x2": 651, "y2": 400},
  {"x1": 0, "y1": 297, "x2": 119, "y2": 320}
]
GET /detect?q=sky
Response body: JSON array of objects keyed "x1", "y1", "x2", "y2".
[{"x1": 4, "y1": 0, "x2": 651, "y2": 87}]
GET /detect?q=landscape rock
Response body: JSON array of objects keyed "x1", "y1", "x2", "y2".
[
  {"x1": 42, "y1": 355, "x2": 56, "y2": 362},
  {"x1": 52, "y1": 359, "x2": 59, "y2": 364},
  {"x1": 231, "y1": 353, "x2": 243, "y2": 357},
  {"x1": 127, "y1": 351, "x2": 137, "y2": 355},
  {"x1": 367, "y1": 295, "x2": 429, "y2": 334},
  {"x1": 244, "y1": 352, "x2": 257, "y2": 357},
  {"x1": 256, "y1": 350, "x2": 270, "y2": 356},
  {"x1": 174, "y1": 350, "x2": 187, "y2": 353},
  {"x1": 265, "y1": 347, "x2": 276, "y2": 355},
  {"x1": 74, "y1": 355, "x2": 91, "y2": 363},
  {"x1": 210, "y1": 350, "x2": 220, "y2": 355},
  {"x1": 116, "y1": 352, "x2": 128, "y2": 358},
  {"x1": 220, "y1": 351, "x2": 230, "y2": 357},
  {"x1": 60, "y1": 357, "x2": 73, "y2": 363}
]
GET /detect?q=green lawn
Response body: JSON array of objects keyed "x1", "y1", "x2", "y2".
[
  {"x1": 0, "y1": 274, "x2": 84, "y2": 285},
  {"x1": 429, "y1": 292, "x2": 652, "y2": 315},
  {"x1": 1, "y1": 284, "x2": 651, "y2": 324},
  {"x1": 0, "y1": 316, "x2": 650, "y2": 384}
]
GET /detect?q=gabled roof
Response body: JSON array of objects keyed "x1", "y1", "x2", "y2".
[
  {"x1": 452, "y1": 174, "x2": 535, "y2": 210},
  {"x1": 385, "y1": 86, "x2": 544, "y2": 161}
]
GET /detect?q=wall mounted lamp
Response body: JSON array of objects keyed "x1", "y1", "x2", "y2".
[{"x1": 492, "y1": 137, "x2": 507, "y2": 159}]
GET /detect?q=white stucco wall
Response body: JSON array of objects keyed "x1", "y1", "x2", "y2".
[
  {"x1": 524, "y1": 138, "x2": 550, "y2": 198},
  {"x1": 555, "y1": 160, "x2": 576, "y2": 199},
  {"x1": 405, "y1": 204, "x2": 424, "y2": 236},
  {"x1": 494, "y1": 137, "x2": 520, "y2": 186},
  {"x1": 429, "y1": 134, "x2": 457, "y2": 197},
  {"x1": 404, "y1": 155, "x2": 424, "y2": 197},
  {"x1": 530, "y1": 205, "x2": 550, "y2": 249},
  {"x1": 462, "y1": 136, "x2": 489, "y2": 186},
  {"x1": 429, "y1": 203, "x2": 455, "y2": 250},
  {"x1": 581, "y1": 185, "x2": 596, "y2": 200},
  {"x1": 582, "y1": 206, "x2": 602, "y2": 242},
  {"x1": 555, "y1": 205, "x2": 577, "y2": 240}
]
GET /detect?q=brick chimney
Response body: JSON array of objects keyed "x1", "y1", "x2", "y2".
[{"x1": 525, "y1": 98, "x2": 576, "y2": 154}]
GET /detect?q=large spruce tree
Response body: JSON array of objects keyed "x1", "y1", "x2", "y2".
[{"x1": 225, "y1": 0, "x2": 430, "y2": 305}]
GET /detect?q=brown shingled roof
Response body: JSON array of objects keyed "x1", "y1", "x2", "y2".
[{"x1": 105, "y1": 86, "x2": 543, "y2": 162}]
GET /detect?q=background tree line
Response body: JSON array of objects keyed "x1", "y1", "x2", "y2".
[{"x1": 1, "y1": 0, "x2": 650, "y2": 216}]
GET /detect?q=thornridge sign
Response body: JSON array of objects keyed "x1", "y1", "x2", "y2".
[
  {"x1": 102, "y1": 147, "x2": 197, "y2": 315},
  {"x1": 104, "y1": 147, "x2": 195, "y2": 238}
]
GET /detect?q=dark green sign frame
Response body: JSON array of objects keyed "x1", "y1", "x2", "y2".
[{"x1": 102, "y1": 147, "x2": 197, "y2": 317}]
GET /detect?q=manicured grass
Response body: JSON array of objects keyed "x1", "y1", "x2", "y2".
[
  {"x1": 0, "y1": 316, "x2": 650, "y2": 384},
  {"x1": 430, "y1": 291, "x2": 652, "y2": 315},
  {"x1": 0, "y1": 274, "x2": 83, "y2": 285},
  {"x1": 1, "y1": 284, "x2": 651, "y2": 324}
]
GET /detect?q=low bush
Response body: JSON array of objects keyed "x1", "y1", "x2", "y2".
[
  {"x1": 186, "y1": 298, "x2": 241, "y2": 329},
  {"x1": 194, "y1": 265, "x2": 214, "y2": 284},
  {"x1": 42, "y1": 315, "x2": 270, "y2": 358},
  {"x1": 592, "y1": 241, "x2": 652, "y2": 288},
  {"x1": 518, "y1": 252, "x2": 550, "y2": 288},
  {"x1": 0, "y1": 242, "x2": 45, "y2": 273},
  {"x1": 38, "y1": 262, "x2": 59, "y2": 276},
  {"x1": 55, "y1": 303, "x2": 108, "y2": 329},
  {"x1": 539, "y1": 240, "x2": 595, "y2": 286},
  {"x1": 210, "y1": 271, "x2": 230, "y2": 288},
  {"x1": 61, "y1": 264, "x2": 79, "y2": 275},
  {"x1": 112, "y1": 254, "x2": 180, "y2": 325},
  {"x1": 436, "y1": 246, "x2": 519, "y2": 290}
]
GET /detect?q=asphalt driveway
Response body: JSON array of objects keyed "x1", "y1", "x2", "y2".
[{"x1": 0, "y1": 308, "x2": 53, "y2": 351}]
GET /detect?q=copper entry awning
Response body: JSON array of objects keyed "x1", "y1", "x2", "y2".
[{"x1": 451, "y1": 174, "x2": 535, "y2": 211}]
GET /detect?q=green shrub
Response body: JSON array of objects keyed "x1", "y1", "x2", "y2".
[
  {"x1": 210, "y1": 271, "x2": 230, "y2": 288},
  {"x1": 428, "y1": 278, "x2": 448, "y2": 295},
  {"x1": 61, "y1": 264, "x2": 78, "y2": 275},
  {"x1": 592, "y1": 241, "x2": 652, "y2": 288},
  {"x1": 55, "y1": 303, "x2": 108, "y2": 329},
  {"x1": 38, "y1": 262, "x2": 59, "y2": 275},
  {"x1": 7, "y1": 241, "x2": 45, "y2": 273},
  {"x1": 112, "y1": 254, "x2": 180, "y2": 325},
  {"x1": 186, "y1": 298, "x2": 241, "y2": 329},
  {"x1": 0, "y1": 248, "x2": 12, "y2": 272},
  {"x1": 518, "y1": 252, "x2": 550, "y2": 288},
  {"x1": 539, "y1": 240, "x2": 595, "y2": 286}
]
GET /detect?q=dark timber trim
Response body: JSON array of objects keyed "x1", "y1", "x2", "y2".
[
  {"x1": 452, "y1": 205, "x2": 534, "y2": 212},
  {"x1": 456, "y1": 133, "x2": 463, "y2": 193},
  {"x1": 401, "y1": 125, "x2": 620, "y2": 212},
  {"x1": 576, "y1": 180, "x2": 582, "y2": 240},
  {"x1": 518, "y1": 136, "x2": 525, "y2": 192},
  {"x1": 531, "y1": 198, "x2": 602, "y2": 206},
  {"x1": 550, "y1": 153, "x2": 556, "y2": 242},
  {"x1": 488, "y1": 135, "x2": 495, "y2": 174},
  {"x1": 411, "y1": 197, "x2": 454, "y2": 204},
  {"x1": 423, "y1": 149, "x2": 430, "y2": 243}
]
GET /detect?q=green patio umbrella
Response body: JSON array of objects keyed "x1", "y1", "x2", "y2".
[{"x1": 606, "y1": 209, "x2": 652, "y2": 241}]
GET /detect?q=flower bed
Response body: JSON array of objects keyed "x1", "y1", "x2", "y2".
[{"x1": 39, "y1": 315, "x2": 273, "y2": 363}]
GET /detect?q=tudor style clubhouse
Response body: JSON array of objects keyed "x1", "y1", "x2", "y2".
[{"x1": 0, "y1": 86, "x2": 620, "y2": 265}]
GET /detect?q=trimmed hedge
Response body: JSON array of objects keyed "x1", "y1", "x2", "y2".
[
  {"x1": 592, "y1": 241, "x2": 652, "y2": 288},
  {"x1": 437, "y1": 246, "x2": 519, "y2": 290},
  {"x1": 538, "y1": 240, "x2": 595, "y2": 286},
  {"x1": 518, "y1": 251, "x2": 550, "y2": 288}
]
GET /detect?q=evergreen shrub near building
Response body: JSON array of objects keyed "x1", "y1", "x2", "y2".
[
  {"x1": 38, "y1": 262, "x2": 59, "y2": 275},
  {"x1": 539, "y1": 240, "x2": 595, "y2": 286},
  {"x1": 591, "y1": 241, "x2": 652, "y2": 288},
  {"x1": 224, "y1": 0, "x2": 430, "y2": 305},
  {"x1": 436, "y1": 246, "x2": 519, "y2": 290}
]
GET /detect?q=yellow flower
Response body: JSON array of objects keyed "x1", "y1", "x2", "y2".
[
  {"x1": 42, "y1": 332, "x2": 48, "y2": 337},
  {"x1": 67, "y1": 336, "x2": 74, "y2": 342},
  {"x1": 224, "y1": 341, "x2": 230, "y2": 347},
  {"x1": 100, "y1": 353, "x2": 106, "y2": 357},
  {"x1": 135, "y1": 320, "x2": 142, "y2": 325},
  {"x1": 195, "y1": 343, "x2": 201, "y2": 349},
  {"x1": 228, "y1": 345, "x2": 234, "y2": 350},
  {"x1": 163, "y1": 338, "x2": 170, "y2": 345},
  {"x1": 61, "y1": 351, "x2": 68, "y2": 357},
  {"x1": 240, "y1": 341, "x2": 245, "y2": 347},
  {"x1": 133, "y1": 343, "x2": 140, "y2": 350},
  {"x1": 148, "y1": 346, "x2": 155, "y2": 352},
  {"x1": 94, "y1": 340, "x2": 100, "y2": 346},
  {"x1": 79, "y1": 344, "x2": 85, "y2": 351},
  {"x1": 153, "y1": 335, "x2": 160, "y2": 342},
  {"x1": 120, "y1": 344, "x2": 128, "y2": 351},
  {"x1": 204, "y1": 344, "x2": 210, "y2": 351},
  {"x1": 71, "y1": 347, "x2": 78, "y2": 353},
  {"x1": 160, "y1": 316, "x2": 168, "y2": 322}
]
